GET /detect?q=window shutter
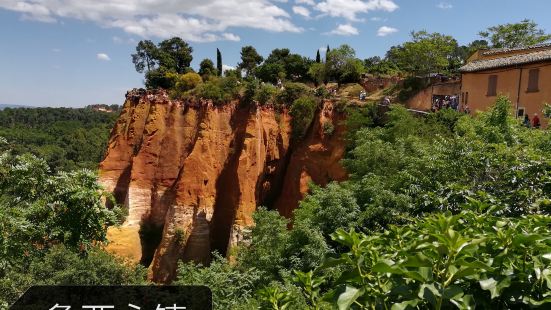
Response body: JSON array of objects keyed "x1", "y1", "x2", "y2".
[
  {"x1": 487, "y1": 75, "x2": 497, "y2": 96},
  {"x1": 527, "y1": 69, "x2": 540, "y2": 92}
]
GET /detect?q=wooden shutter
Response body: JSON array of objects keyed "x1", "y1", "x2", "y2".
[
  {"x1": 487, "y1": 75, "x2": 497, "y2": 96},
  {"x1": 527, "y1": 69, "x2": 540, "y2": 92}
]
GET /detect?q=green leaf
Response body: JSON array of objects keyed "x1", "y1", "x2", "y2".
[
  {"x1": 403, "y1": 253, "x2": 432, "y2": 267},
  {"x1": 449, "y1": 294, "x2": 475, "y2": 310},
  {"x1": 443, "y1": 285, "x2": 464, "y2": 300},
  {"x1": 391, "y1": 299, "x2": 420, "y2": 310},
  {"x1": 337, "y1": 285, "x2": 364, "y2": 310}
]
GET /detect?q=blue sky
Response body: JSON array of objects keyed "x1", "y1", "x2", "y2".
[{"x1": 1, "y1": 0, "x2": 551, "y2": 107}]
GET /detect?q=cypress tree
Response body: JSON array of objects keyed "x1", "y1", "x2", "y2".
[
  {"x1": 316, "y1": 49, "x2": 321, "y2": 63},
  {"x1": 216, "y1": 48, "x2": 223, "y2": 76},
  {"x1": 325, "y1": 45, "x2": 330, "y2": 62}
]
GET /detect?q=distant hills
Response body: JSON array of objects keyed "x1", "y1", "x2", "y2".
[{"x1": 0, "y1": 104, "x2": 29, "y2": 110}]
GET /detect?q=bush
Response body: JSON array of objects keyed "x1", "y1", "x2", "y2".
[
  {"x1": 322, "y1": 121, "x2": 335, "y2": 136},
  {"x1": 176, "y1": 72, "x2": 203, "y2": 92},
  {"x1": 145, "y1": 68, "x2": 175, "y2": 89},
  {"x1": 296, "y1": 209, "x2": 551, "y2": 309},
  {"x1": 194, "y1": 81, "x2": 223, "y2": 103},
  {"x1": 255, "y1": 83, "x2": 278, "y2": 105},
  {"x1": 275, "y1": 82, "x2": 312, "y2": 107},
  {"x1": 193, "y1": 76, "x2": 241, "y2": 104},
  {"x1": 176, "y1": 253, "x2": 262, "y2": 309},
  {"x1": 289, "y1": 96, "x2": 318, "y2": 139}
]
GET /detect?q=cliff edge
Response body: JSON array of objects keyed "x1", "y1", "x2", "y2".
[{"x1": 99, "y1": 89, "x2": 347, "y2": 282}]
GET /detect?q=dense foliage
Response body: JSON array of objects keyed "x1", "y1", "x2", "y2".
[
  {"x1": 480, "y1": 19, "x2": 551, "y2": 48},
  {"x1": 0, "y1": 107, "x2": 117, "y2": 171},
  {"x1": 174, "y1": 96, "x2": 551, "y2": 309},
  {"x1": 0, "y1": 137, "x2": 145, "y2": 308}
]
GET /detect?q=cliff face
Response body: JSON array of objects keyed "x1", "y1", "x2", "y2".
[{"x1": 99, "y1": 89, "x2": 347, "y2": 282}]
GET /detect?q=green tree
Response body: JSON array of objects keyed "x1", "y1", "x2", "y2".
[
  {"x1": 157, "y1": 37, "x2": 193, "y2": 74},
  {"x1": 131, "y1": 40, "x2": 158, "y2": 73},
  {"x1": 316, "y1": 49, "x2": 321, "y2": 63},
  {"x1": 198, "y1": 58, "x2": 217, "y2": 78},
  {"x1": 216, "y1": 48, "x2": 223, "y2": 76},
  {"x1": 238, "y1": 46, "x2": 264, "y2": 76},
  {"x1": 308, "y1": 63, "x2": 326, "y2": 86},
  {"x1": 387, "y1": 31, "x2": 458, "y2": 75},
  {"x1": 325, "y1": 44, "x2": 365, "y2": 84},
  {"x1": 480, "y1": 19, "x2": 551, "y2": 48}
]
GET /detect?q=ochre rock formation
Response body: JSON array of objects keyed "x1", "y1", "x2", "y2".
[{"x1": 99, "y1": 89, "x2": 347, "y2": 282}]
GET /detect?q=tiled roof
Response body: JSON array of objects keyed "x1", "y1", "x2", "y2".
[
  {"x1": 481, "y1": 42, "x2": 551, "y2": 56},
  {"x1": 460, "y1": 49, "x2": 551, "y2": 72}
]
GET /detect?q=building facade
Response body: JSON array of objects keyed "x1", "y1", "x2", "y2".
[{"x1": 460, "y1": 43, "x2": 551, "y2": 126}]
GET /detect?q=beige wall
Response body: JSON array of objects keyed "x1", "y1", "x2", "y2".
[
  {"x1": 406, "y1": 81, "x2": 461, "y2": 111},
  {"x1": 461, "y1": 62, "x2": 551, "y2": 127}
]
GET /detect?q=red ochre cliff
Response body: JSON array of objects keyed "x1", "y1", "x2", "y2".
[{"x1": 99, "y1": 89, "x2": 347, "y2": 282}]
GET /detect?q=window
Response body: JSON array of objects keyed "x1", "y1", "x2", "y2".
[
  {"x1": 517, "y1": 107, "x2": 525, "y2": 117},
  {"x1": 487, "y1": 75, "x2": 498, "y2": 96},
  {"x1": 527, "y1": 68, "x2": 540, "y2": 92}
]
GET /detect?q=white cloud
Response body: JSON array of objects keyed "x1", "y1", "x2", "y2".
[
  {"x1": 370, "y1": 16, "x2": 387, "y2": 21},
  {"x1": 315, "y1": 0, "x2": 398, "y2": 21},
  {"x1": 51, "y1": 48, "x2": 61, "y2": 52},
  {"x1": 377, "y1": 25, "x2": 398, "y2": 36},
  {"x1": 222, "y1": 64, "x2": 236, "y2": 75},
  {"x1": 0, "y1": 0, "x2": 302, "y2": 42},
  {"x1": 292, "y1": 6, "x2": 310, "y2": 18},
  {"x1": 437, "y1": 2, "x2": 453, "y2": 9},
  {"x1": 296, "y1": 0, "x2": 315, "y2": 5},
  {"x1": 112, "y1": 36, "x2": 136, "y2": 44},
  {"x1": 97, "y1": 53, "x2": 111, "y2": 61},
  {"x1": 326, "y1": 23, "x2": 359, "y2": 36}
]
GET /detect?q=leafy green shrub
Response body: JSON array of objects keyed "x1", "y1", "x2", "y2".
[
  {"x1": 289, "y1": 96, "x2": 318, "y2": 139},
  {"x1": 145, "y1": 68, "x2": 175, "y2": 89},
  {"x1": 194, "y1": 81, "x2": 223, "y2": 102},
  {"x1": 322, "y1": 121, "x2": 335, "y2": 136},
  {"x1": 275, "y1": 82, "x2": 312, "y2": 107},
  {"x1": 255, "y1": 83, "x2": 278, "y2": 105},
  {"x1": 176, "y1": 253, "x2": 262, "y2": 309},
  {"x1": 192, "y1": 76, "x2": 241, "y2": 104},
  {"x1": 0, "y1": 245, "x2": 146, "y2": 307},
  {"x1": 297, "y1": 209, "x2": 551, "y2": 309},
  {"x1": 314, "y1": 86, "x2": 330, "y2": 99},
  {"x1": 176, "y1": 72, "x2": 203, "y2": 92}
]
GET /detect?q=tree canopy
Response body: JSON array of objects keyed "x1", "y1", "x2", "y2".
[
  {"x1": 237, "y1": 46, "x2": 264, "y2": 77},
  {"x1": 388, "y1": 31, "x2": 458, "y2": 76},
  {"x1": 480, "y1": 19, "x2": 551, "y2": 48},
  {"x1": 132, "y1": 37, "x2": 194, "y2": 89}
]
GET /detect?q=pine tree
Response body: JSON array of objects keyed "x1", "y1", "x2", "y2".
[
  {"x1": 316, "y1": 49, "x2": 321, "y2": 63},
  {"x1": 325, "y1": 45, "x2": 330, "y2": 62},
  {"x1": 216, "y1": 48, "x2": 223, "y2": 76}
]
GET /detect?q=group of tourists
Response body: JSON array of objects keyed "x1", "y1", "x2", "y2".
[
  {"x1": 431, "y1": 95, "x2": 460, "y2": 112},
  {"x1": 523, "y1": 113, "x2": 541, "y2": 128}
]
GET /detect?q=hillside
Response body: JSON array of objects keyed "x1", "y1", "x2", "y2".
[{"x1": 0, "y1": 107, "x2": 118, "y2": 171}]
